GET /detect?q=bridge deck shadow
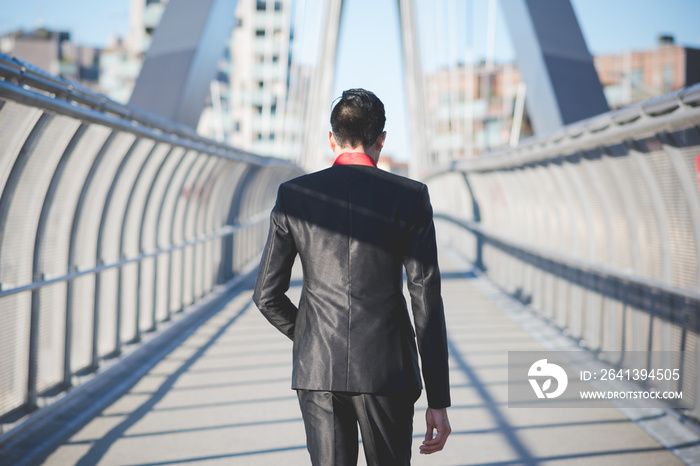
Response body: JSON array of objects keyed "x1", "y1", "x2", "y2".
[{"x1": 32, "y1": 250, "x2": 694, "y2": 465}]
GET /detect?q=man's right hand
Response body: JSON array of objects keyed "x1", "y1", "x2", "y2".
[{"x1": 420, "y1": 407, "x2": 451, "y2": 454}]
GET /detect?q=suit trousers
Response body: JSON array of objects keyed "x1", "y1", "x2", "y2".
[{"x1": 297, "y1": 390, "x2": 418, "y2": 466}]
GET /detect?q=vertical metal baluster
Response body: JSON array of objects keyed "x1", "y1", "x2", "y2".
[
  {"x1": 136, "y1": 147, "x2": 174, "y2": 333},
  {"x1": 195, "y1": 160, "x2": 219, "y2": 300},
  {"x1": 180, "y1": 158, "x2": 213, "y2": 310},
  {"x1": 95, "y1": 138, "x2": 141, "y2": 360},
  {"x1": 167, "y1": 154, "x2": 201, "y2": 316},
  {"x1": 31, "y1": 124, "x2": 87, "y2": 393},
  {"x1": 152, "y1": 149, "x2": 188, "y2": 328},
  {"x1": 0, "y1": 113, "x2": 52, "y2": 409},
  {"x1": 200, "y1": 165, "x2": 222, "y2": 295},
  {"x1": 67, "y1": 131, "x2": 117, "y2": 376},
  {"x1": 223, "y1": 166, "x2": 257, "y2": 280},
  {"x1": 119, "y1": 143, "x2": 159, "y2": 344}
]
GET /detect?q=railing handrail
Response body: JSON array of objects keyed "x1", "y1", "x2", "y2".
[
  {"x1": 0, "y1": 211, "x2": 269, "y2": 299},
  {"x1": 0, "y1": 53, "x2": 298, "y2": 170},
  {"x1": 434, "y1": 213, "x2": 700, "y2": 305},
  {"x1": 428, "y1": 82, "x2": 700, "y2": 177}
]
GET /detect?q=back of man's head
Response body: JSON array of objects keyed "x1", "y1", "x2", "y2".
[{"x1": 330, "y1": 89, "x2": 386, "y2": 149}]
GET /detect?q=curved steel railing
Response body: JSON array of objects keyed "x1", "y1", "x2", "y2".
[
  {"x1": 427, "y1": 84, "x2": 700, "y2": 418},
  {"x1": 0, "y1": 53, "x2": 303, "y2": 425}
]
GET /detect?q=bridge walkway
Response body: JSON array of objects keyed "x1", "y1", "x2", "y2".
[{"x1": 19, "y1": 252, "x2": 700, "y2": 465}]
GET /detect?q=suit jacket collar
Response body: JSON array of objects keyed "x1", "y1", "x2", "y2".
[{"x1": 333, "y1": 152, "x2": 377, "y2": 168}]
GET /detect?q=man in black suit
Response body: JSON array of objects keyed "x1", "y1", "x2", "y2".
[{"x1": 253, "y1": 89, "x2": 451, "y2": 465}]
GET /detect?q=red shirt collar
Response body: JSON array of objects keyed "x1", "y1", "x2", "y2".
[{"x1": 332, "y1": 152, "x2": 377, "y2": 168}]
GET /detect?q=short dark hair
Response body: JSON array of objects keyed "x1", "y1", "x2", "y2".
[{"x1": 330, "y1": 88, "x2": 386, "y2": 148}]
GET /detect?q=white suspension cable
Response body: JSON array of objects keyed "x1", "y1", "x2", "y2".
[
  {"x1": 209, "y1": 79, "x2": 225, "y2": 142},
  {"x1": 448, "y1": 0, "x2": 459, "y2": 161},
  {"x1": 483, "y1": 0, "x2": 497, "y2": 150},
  {"x1": 510, "y1": 82, "x2": 526, "y2": 147},
  {"x1": 465, "y1": 0, "x2": 475, "y2": 158},
  {"x1": 282, "y1": 0, "x2": 307, "y2": 162}
]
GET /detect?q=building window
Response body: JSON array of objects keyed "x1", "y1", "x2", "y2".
[
  {"x1": 258, "y1": 81, "x2": 264, "y2": 89},
  {"x1": 270, "y1": 104, "x2": 277, "y2": 114},
  {"x1": 234, "y1": 121, "x2": 240, "y2": 132},
  {"x1": 629, "y1": 69, "x2": 643, "y2": 88},
  {"x1": 663, "y1": 66, "x2": 673, "y2": 91},
  {"x1": 272, "y1": 55, "x2": 279, "y2": 63},
  {"x1": 256, "y1": 133, "x2": 263, "y2": 140},
  {"x1": 255, "y1": 29, "x2": 265, "y2": 37},
  {"x1": 269, "y1": 133, "x2": 276, "y2": 140},
  {"x1": 256, "y1": 1, "x2": 266, "y2": 11},
  {"x1": 274, "y1": 1, "x2": 283, "y2": 11},
  {"x1": 255, "y1": 105, "x2": 263, "y2": 115}
]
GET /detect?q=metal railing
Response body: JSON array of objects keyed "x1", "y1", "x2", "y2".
[
  {"x1": 427, "y1": 83, "x2": 700, "y2": 417},
  {"x1": 0, "y1": 53, "x2": 303, "y2": 424}
]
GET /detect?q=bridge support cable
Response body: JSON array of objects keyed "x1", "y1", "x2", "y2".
[
  {"x1": 397, "y1": 0, "x2": 428, "y2": 179},
  {"x1": 300, "y1": 0, "x2": 344, "y2": 171}
]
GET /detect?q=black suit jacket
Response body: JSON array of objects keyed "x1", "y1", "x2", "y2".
[{"x1": 253, "y1": 164, "x2": 450, "y2": 409}]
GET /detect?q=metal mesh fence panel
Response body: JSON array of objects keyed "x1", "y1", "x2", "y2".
[
  {"x1": 0, "y1": 101, "x2": 42, "y2": 196},
  {"x1": 0, "y1": 291, "x2": 30, "y2": 414},
  {"x1": 0, "y1": 63, "x2": 303, "y2": 421},
  {"x1": 36, "y1": 283, "x2": 66, "y2": 393},
  {"x1": 644, "y1": 144, "x2": 697, "y2": 288},
  {"x1": 1, "y1": 115, "x2": 79, "y2": 288},
  {"x1": 71, "y1": 274, "x2": 95, "y2": 371},
  {"x1": 73, "y1": 133, "x2": 137, "y2": 271}
]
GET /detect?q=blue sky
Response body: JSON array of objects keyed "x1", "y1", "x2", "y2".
[{"x1": 2, "y1": 0, "x2": 699, "y2": 160}]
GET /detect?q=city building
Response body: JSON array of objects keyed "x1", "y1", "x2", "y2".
[
  {"x1": 0, "y1": 28, "x2": 101, "y2": 91},
  {"x1": 199, "y1": 0, "x2": 299, "y2": 159},
  {"x1": 424, "y1": 36, "x2": 700, "y2": 162},
  {"x1": 424, "y1": 61, "x2": 533, "y2": 164},
  {"x1": 595, "y1": 35, "x2": 700, "y2": 109},
  {"x1": 100, "y1": 0, "x2": 305, "y2": 160}
]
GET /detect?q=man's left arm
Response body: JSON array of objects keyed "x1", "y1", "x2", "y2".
[
  {"x1": 403, "y1": 185, "x2": 451, "y2": 409},
  {"x1": 253, "y1": 185, "x2": 298, "y2": 340},
  {"x1": 404, "y1": 185, "x2": 452, "y2": 454}
]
